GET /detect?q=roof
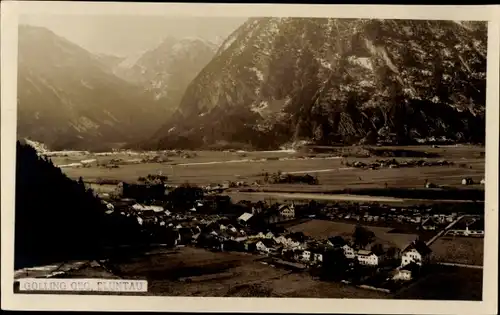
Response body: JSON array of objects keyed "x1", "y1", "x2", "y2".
[
  {"x1": 328, "y1": 236, "x2": 347, "y2": 246},
  {"x1": 278, "y1": 204, "x2": 293, "y2": 211},
  {"x1": 238, "y1": 212, "x2": 254, "y2": 222},
  {"x1": 131, "y1": 204, "x2": 164, "y2": 212},
  {"x1": 357, "y1": 250, "x2": 374, "y2": 256},
  {"x1": 402, "y1": 240, "x2": 432, "y2": 255}
]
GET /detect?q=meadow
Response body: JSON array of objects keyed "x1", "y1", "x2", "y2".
[
  {"x1": 56, "y1": 145, "x2": 485, "y2": 195},
  {"x1": 430, "y1": 236, "x2": 484, "y2": 266}
]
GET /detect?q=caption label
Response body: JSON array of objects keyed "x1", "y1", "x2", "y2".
[{"x1": 18, "y1": 278, "x2": 148, "y2": 292}]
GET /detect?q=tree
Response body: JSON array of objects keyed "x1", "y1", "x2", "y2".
[
  {"x1": 78, "y1": 176, "x2": 85, "y2": 188},
  {"x1": 321, "y1": 248, "x2": 349, "y2": 281},
  {"x1": 352, "y1": 224, "x2": 375, "y2": 249},
  {"x1": 371, "y1": 243, "x2": 385, "y2": 256},
  {"x1": 386, "y1": 246, "x2": 399, "y2": 260}
]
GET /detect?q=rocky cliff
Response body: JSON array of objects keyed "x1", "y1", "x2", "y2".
[
  {"x1": 113, "y1": 36, "x2": 218, "y2": 111},
  {"x1": 147, "y1": 18, "x2": 487, "y2": 150}
]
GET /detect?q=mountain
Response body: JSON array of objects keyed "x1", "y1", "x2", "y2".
[
  {"x1": 17, "y1": 25, "x2": 170, "y2": 151},
  {"x1": 146, "y1": 18, "x2": 487, "y2": 150},
  {"x1": 113, "y1": 36, "x2": 218, "y2": 110},
  {"x1": 94, "y1": 53, "x2": 126, "y2": 69}
]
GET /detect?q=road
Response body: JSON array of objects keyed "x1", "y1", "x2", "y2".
[
  {"x1": 230, "y1": 192, "x2": 482, "y2": 205},
  {"x1": 425, "y1": 215, "x2": 466, "y2": 247},
  {"x1": 436, "y1": 262, "x2": 483, "y2": 269}
]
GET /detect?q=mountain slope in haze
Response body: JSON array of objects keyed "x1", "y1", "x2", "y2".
[
  {"x1": 147, "y1": 18, "x2": 486, "y2": 150},
  {"x1": 113, "y1": 36, "x2": 218, "y2": 111},
  {"x1": 17, "y1": 25, "x2": 170, "y2": 151}
]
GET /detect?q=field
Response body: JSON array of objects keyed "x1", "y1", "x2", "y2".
[
  {"x1": 285, "y1": 219, "x2": 418, "y2": 249},
  {"x1": 430, "y1": 236, "x2": 484, "y2": 266},
  {"x1": 55, "y1": 145, "x2": 485, "y2": 194},
  {"x1": 52, "y1": 246, "x2": 391, "y2": 298},
  {"x1": 394, "y1": 265, "x2": 483, "y2": 301},
  {"x1": 21, "y1": 246, "x2": 482, "y2": 300}
]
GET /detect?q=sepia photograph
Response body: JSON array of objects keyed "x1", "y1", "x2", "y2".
[{"x1": 1, "y1": 2, "x2": 498, "y2": 314}]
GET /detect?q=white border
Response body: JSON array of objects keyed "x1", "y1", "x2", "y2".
[{"x1": 1, "y1": 2, "x2": 499, "y2": 314}]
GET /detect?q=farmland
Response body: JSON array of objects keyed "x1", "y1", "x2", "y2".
[
  {"x1": 39, "y1": 246, "x2": 390, "y2": 298},
  {"x1": 430, "y1": 236, "x2": 484, "y2": 266},
  {"x1": 394, "y1": 265, "x2": 483, "y2": 301},
  {"x1": 25, "y1": 246, "x2": 481, "y2": 300},
  {"x1": 54, "y1": 145, "x2": 485, "y2": 197}
]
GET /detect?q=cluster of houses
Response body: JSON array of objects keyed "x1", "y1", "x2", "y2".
[
  {"x1": 98, "y1": 183, "x2": 450, "y2": 287},
  {"x1": 320, "y1": 204, "x2": 459, "y2": 231},
  {"x1": 344, "y1": 158, "x2": 454, "y2": 170}
]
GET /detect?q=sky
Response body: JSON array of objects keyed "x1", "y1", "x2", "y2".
[{"x1": 19, "y1": 15, "x2": 248, "y2": 57}]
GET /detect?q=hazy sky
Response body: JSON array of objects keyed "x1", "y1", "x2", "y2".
[{"x1": 20, "y1": 15, "x2": 248, "y2": 57}]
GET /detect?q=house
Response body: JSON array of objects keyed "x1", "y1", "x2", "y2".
[
  {"x1": 238, "y1": 212, "x2": 254, "y2": 225},
  {"x1": 293, "y1": 250, "x2": 305, "y2": 261},
  {"x1": 301, "y1": 250, "x2": 312, "y2": 262},
  {"x1": 393, "y1": 262, "x2": 420, "y2": 281},
  {"x1": 421, "y1": 218, "x2": 438, "y2": 230},
  {"x1": 401, "y1": 240, "x2": 432, "y2": 267},
  {"x1": 131, "y1": 203, "x2": 164, "y2": 212},
  {"x1": 480, "y1": 178, "x2": 485, "y2": 185},
  {"x1": 265, "y1": 231, "x2": 275, "y2": 239},
  {"x1": 392, "y1": 269, "x2": 412, "y2": 281},
  {"x1": 273, "y1": 235, "x2": 301, "y2": 249},
  {"x1": 461, "y1": 177, "x2": 474, "y2": 185},
  {"x1": 311, "y1": 252, "x2": 324, "y2": 264},
  {"x1": 278, "y1": 204, "x2": 295, "y2": 219},
  {"x1": 356, "y1": 250, "x2": 380, "y2": 266},
  {"x1": 342, "y1": 244, "x2": 356, "y2": 259},
  {"x1": 256, "y1": 240, "x2": 270, "y2": 253}
]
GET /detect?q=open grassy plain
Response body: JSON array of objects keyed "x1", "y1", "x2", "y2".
[
  {"x1": 430, "y1": 236, "x2": 484, "y2": 266},
  {"x1": 57, "y1": 145, "x2": 484, "y2": 195}
]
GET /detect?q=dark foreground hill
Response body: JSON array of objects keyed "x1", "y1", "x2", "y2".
[
  {"x1": 144, "y1": 18, "x2": 486, "y2": 150},
  {"x1": 14, "y1": 141, "x2": 142, "y2": 269}
]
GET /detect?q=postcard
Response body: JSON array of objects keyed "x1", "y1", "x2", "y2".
[{"x1": 1, "y1": 2, "x2": 498, "y2": 314}]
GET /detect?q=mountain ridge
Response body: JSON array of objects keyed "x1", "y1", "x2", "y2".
[
  {"x1": 143, "y1": 18, "x2": 486, "y2": 150},
  {"x1": 112, "y1": 35, "x2": 218, "y2": 110},
  {"x1": 17, "y1": 25, "x2": 170, "y2": 151}
]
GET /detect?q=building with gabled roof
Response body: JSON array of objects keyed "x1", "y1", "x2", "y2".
[{"x1": 401, "y1": 240, "x2": 432, "y2": 267}]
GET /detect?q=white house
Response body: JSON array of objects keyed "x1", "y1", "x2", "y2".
[
  {"x1": 401, "y1": 240, "x2": 432, "y2": 267},
  {"x1": 132, "y1": 204, "x2": 164, "y2": 212},
  {"x1": 274, "y1": 236, "x2": 299, "y2": 248},
  {"x1": 311, "y1": 252, "x2": 323, "y2": 263},
  {"x1": 238, "y1": 212, "x2": 254, "y2": 224},
  {"x1": 256, "y1": 241, "x2": 270, "y2": 253},
  {"x1": 461, "y1": 177, "x2": 474, "y2": 185},
  {"x1": 278, "y1": 204, "x2": 295, "y2": 219},
  {"x1": 392, "y1": 269, "x2": 412, "y2": 281},
  {"x1": 356, "y1": 250, "x2": 380, "y2": 266},
  {"x1": 301, "y1": 250, "x2": 311, "y2": 262},
  {"x1": 342, "y1": 244, "x2": 356, "y2": 259}
]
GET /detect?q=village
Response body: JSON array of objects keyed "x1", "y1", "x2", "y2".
[{"x1": 93, "y1": 175, "x2": 485, "y2": 294}]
